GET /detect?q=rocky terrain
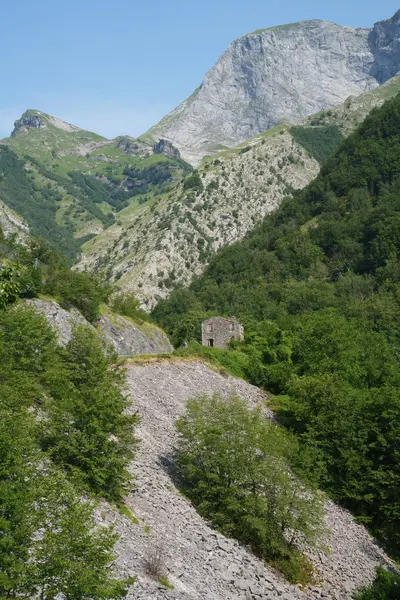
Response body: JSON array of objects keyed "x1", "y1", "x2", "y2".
[
  {"x1": 145, "y1": 10, "x2": 400, "y2": 164},
  {"x1": 97, "y1": 361, "x2": 392, "y2": 600},
  {"x1": 26, "y1": 298, "x2": 172, "y2": 354},
  {"x1": 78, "y1": 128, "x2": 319, "y2": 309},
  {"x1": 77, "y1": 76, "x2": 400, "y2": 309},
  {"x1": 2, "y1": 19, "x2": 400, "y2": 310},
  {"x1": 0, "y1": 199, "x2": 29, "y2": 241}
]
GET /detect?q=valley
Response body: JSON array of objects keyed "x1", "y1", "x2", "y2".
[{"x1": 1, "y1": 5, "x2": 400, "y2": 599}]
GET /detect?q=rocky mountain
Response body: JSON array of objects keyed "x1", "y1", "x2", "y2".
[
  {"x1": 78, "y1": 77, "x2": 400, "y2": 309},
  {"x1": 145, "y1": 9, "x2": 400, "y2": 164},
  {"x1": 1, "y1": 110, "x2": 189, "y2": 258}
]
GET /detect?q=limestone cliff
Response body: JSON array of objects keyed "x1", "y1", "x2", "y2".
[{"x1": 145, "y1": 11, "x2": 400, "y2": 164}]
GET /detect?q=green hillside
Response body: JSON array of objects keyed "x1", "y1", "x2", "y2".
[
  {"x1": 0, "y1": 110, "x2": 190, "y2": 259},
  {"x1": 153, "y1": 93, "x2": 400, "y2": 556}
]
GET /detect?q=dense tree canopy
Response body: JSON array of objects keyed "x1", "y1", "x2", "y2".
[
  {"x1": 176, "y1": 394, "x2": 323, "y2": 584},
  {"x1": 0, "y1": 303, "x2": 137, "y2": 597}
]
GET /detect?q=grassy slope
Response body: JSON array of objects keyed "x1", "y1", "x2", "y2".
[{"x1": 0, "y1": 110, "x2": 190, "y2": 256}]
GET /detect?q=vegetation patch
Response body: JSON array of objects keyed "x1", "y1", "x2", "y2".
[
  {"x1": 154, "y1": 93, "x2": 400, "y2": 557},
  {"x1": 290, "y1": 125, "x2": 344, "y2": 163},
  {"x1": 175, "y1": 393, "x2": 323, "y2": 584}
]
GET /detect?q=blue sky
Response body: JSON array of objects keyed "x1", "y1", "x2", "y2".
[{"x1": 1, "y1": 0, "x2": 398, "y2": 139}]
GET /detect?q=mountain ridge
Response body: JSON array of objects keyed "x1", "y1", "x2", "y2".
[
  {"x1": 145, "y1": 9, "x2": 400, "y2": 164},
  {"x1": 78, "y1": 77, "x2": 400, "y2": 309}
]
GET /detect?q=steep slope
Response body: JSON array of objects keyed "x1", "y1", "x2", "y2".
[
  {"x1": 78, "y1": 126, "x2": 319, "y2": 308},
  {"x1": 99, "y1": 360, "x2": 391, "y2": 599},
  {"x1": 153, "y1": 89, "x2": 400, "y2": 556},
  {"x1": 78, "y1": 79, "x2": 400, "y2": 309},
  {"x1": 144, "y1": 10, "x2": 400, "y2": 164},
  {"x1": 0, "y1": 199, "x2": 29, "y2": 241},
  {"x1": 26, "y1": 298, "x2": 173, "y2": 355},
  {"x1": 1, "y1": 110, "x2": 190, "y2": 257}
]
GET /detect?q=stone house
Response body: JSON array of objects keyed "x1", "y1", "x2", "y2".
[{"x1": 201, "y1": 316, "x2": 244, "y2": 349}]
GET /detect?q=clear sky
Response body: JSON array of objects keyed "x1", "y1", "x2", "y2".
[{"x1": 1, "y1": 0, "x2": 398, "y2": 139}]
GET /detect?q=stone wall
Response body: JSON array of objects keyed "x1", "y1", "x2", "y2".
[{"x1": 202, "y1": 316, "x2": 244, "y2": 349}]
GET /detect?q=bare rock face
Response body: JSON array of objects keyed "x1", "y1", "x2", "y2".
[
  {"x1": 11, "y1": 111, "x2": 47, "y2": 137},
  {"x1": 153, "y1": 138, "x2": 181, "y2": 160},
  {"x1": 25, "y1": 298, "x2": 93, "y2": 345},
  {"x1": 146, "y1": 11, "x2": 400, "y2": 164},
  {"x1": 0, "y1": 200, "x2": 29, "y2": 241},
  {"x1": 25, "y1": 298, "x2": 173, "y2": 355},
  {"x1": 369, "y1": 9, "x2": 400, "y2": 82},
  {"x1": 98, "y1": 312, "x2": 173, "y2": 355},
  {"x1": 115, "y1": 136, "x2": 151, "y2": 156}
]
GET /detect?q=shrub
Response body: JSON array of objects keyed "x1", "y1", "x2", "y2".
[
  {"x1": 183, "y1": 171, "x2": 203, "y2": 192},
  {"x1": 354, "y1": 567, "x2": 400, "y2": 600},
  {"x1": 111, "y1": 292, "x2": 149, "y2": 323},
  {"x1": 44, "y1": 268, "x2": 111, "y2": 323},
  {"x1": 175, "y1": 394, "x2": 323, "y2": 583}
]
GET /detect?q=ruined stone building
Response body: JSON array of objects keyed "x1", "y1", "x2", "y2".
[{"x1": 201, "y1": 316, "x2": 244, "y2": 349}]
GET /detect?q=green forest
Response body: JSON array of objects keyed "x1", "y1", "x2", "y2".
[
  {"x1": 154, "y1": 94, "x2": 400, "y2": 559},
  {"x1": 2, "y1": 74, "x2": 400, "y2": 599},
  {"x1": 0, "y1": 233, "x2": 138, "y2": 597}
]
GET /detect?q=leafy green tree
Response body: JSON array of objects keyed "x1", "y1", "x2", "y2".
[
  {"x1": 44, "y1": 268, "x2": 111, "y2": 322},
  {"x1": 29, "y1": 471, "x2": 133, "y2": 600},
  {"x1": 41, "y1": 326, "x2": 138, "y2": 500},
  {"x1": 111, "y1": 292, "x2": 149, "y2": 323},
  {"x1": 354, "y1": 567, "x2": 400, "y2": 600},
  {"x1": 0, "y1": 263, "x2": 23, "y2": 308},
  {"x1": 176, "y1": 394, "x2": 323, "y2": 582},
  {"x1": 0, "y1": 305, "x2": 135, "y2": 597}
]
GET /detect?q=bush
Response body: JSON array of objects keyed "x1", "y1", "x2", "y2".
[
  {"x1": 44, "y1": 268, "x2": 112, "y2": 323},
  {"x1": 183, "y1": 171, "x2": 203, "y2": 191},
  {"x1": 176, "y1": 341, "x2": 249, "y2": 379},
  {"x1": 111, "y1": 292, "x2": 149, "y2": 323},
  {"x1": 354, "y1": 567, "x2": 400, "y2": 600},
  {"x1": 175, "y1": 394, "x2": 323, "y2": 583}
]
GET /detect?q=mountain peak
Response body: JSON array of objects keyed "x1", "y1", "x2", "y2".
[
  {"x1": 11, "y1": 109, "x2": 82, "y2": 138},
  {"x1": 145, "y1": 9, "x2": 400, "y2": 165}
]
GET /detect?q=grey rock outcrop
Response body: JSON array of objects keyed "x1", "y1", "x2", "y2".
[
  {"x1": 115, "y1": 136, "x2": 151, "y2": 156},
  {"x1": 25, "y1": 298, "x2": 95, "y2": 345},
  {"x1": 369, "y1": 9, "x2": 400, "y2": 82},
  {"x1": 25, "y1": 298, "x2": 173, "y2": 355},
  {"x1": 11, "y1": 111, "x2": 46, "y2": 137},
  {"x1": 146, "y1": 11, "x2": 400, "y2": 164},
  {"x1": 153, "y1": 138, "x2": 181, "y2": 160},
  {"x1": 98, "y1": 312, "x2": 173, "y2": 355},
  {"x1": 0, "y1": 200, "x2": 29, "y2": 241},
  {"x1": 98, "y1": 361, "x2": 392, "y2": 600}
]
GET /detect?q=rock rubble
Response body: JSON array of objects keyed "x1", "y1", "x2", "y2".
[{"x1": 97, "y1": 361, "x2": 392, "y2": 599}]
